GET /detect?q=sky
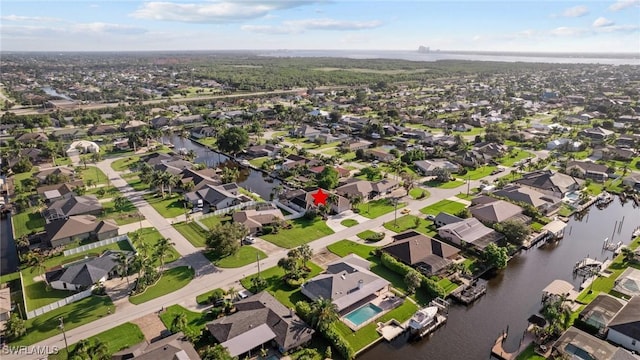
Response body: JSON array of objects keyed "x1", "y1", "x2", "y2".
[{"x1": 1, "y1": 0, "x2": 639, "y2": 52}]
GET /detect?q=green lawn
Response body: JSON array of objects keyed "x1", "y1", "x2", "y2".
[
  {"x1": 333, "y1": 299, "x2": 418, "y2": 353},
  {"x1": 423, "y1": 180, "x2": 465, "y2": 189},
  {"x1": 142, "y1": 193, "x2": 186, "y2": 218},
  {"x1": 209, "y1": 246, "x2": 267, "y2": 268},
  {"x1": 111, "y1": 156, "x2": 141, "y2": 172},
  {"x1": 463, "y1": 166, "x2": 497, "y2": 180},
  {"x1": 356, "y1": 230, "x2": 378, "y2": 240},
  {"x1": 356, "y1": 198, "x2": 406, "y2": 219},
  {"x1": 12, "y1": 208, "x2": 45, "y2": 238},
  {"x1": 497, "y1": 150, "x2": 533, "y2": 167},
  {"x1": 557, "y1": 204, "x2": 574, "y2": 217},
  {"x1": 248, "y1": 156, "x2": 269, "y2": 167},
  {"x1": 409, "y1": 188, "x2": 430, "y2": 200},
  {"x1": 455, "y1": 192, "x2": 475, "y2": 200},
  {"x1": 420, "y1": 199, "x2": 467, "y2": 216},
  {"x1": 174, "y1": 221, "x2": 209, "y2": 247},
  {"x1": 126, "y1": 176, "x2": 150, "y2": 191},
  {"x1": 437, "y1": 278, "x2": 460, "y2": 295},
  {"x1": 76, "y1": 166, "x2": 109, "y2": 185},
  {"x1": 261, "y1": 217, "x2": 334, "y2": 248},
  {"x1": 11, "y1": 296, "x2": 114, "y2": 346},
  {"x1": 515, "y1": 344, "x2": 547, "y2": 360},
  {"x1": 130, "y1": 266, "x2": 194, "y2": 305},
  {"x1": 198, "y1": 215, "x2": 229, "y2": 230},
  {"x1": 0, "y1": 272, "x2": 20, "y2": 284},
  {"x1": 129, "y1": 228, "x2": 180, "y2": 266},
  {"x1": 100, "y1": 198, "x2": 140, "y2": 225},
  {"x1": 383, "y1": 215, "x2": 437, "y2": 237},
  {"x1": 49, "y1": 322, "x2": 144, "y2": 360},
  {"x1": 340, "y1": 219, "x2": 358, "y2": 227},
  {"x1": 196, "y1": 288, "x2": 225, "y2": 305},
  {"x1": 159, "y1": 305, "x2": 213, "y2": 334},
  {"x1": 240, "y1": 261, "x2": 323, "y2": 308}
]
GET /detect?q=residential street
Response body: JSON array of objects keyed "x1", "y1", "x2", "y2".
[{"x1": 7, "y1": 158, "x2": 514, "y2": 360}]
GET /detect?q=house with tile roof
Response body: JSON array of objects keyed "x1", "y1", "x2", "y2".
[
  {"x1": 44, "y1": 215, "x2": 118, "y2": 248},
  {"x1": 45, "y1": 250, "x2": 130, "y2": 291},
  {"x1": 383, "y1": 230, "x2": 460, "y2": 275},
  {"x1": 43, "y1": 195, "x2": 103, "y2": 222},
  {"x1": 607, "y1": 295, "x2": 640, "y2": 353}
]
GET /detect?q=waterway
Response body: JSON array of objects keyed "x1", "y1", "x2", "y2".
[
  {"x1": 161, "y1": 134, "x2": 281, "y2": 200},
  {"x1": 359, "y1": 200, "x2": 640, "y2": 360}
]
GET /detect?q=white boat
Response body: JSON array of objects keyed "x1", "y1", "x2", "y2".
[{"x1": 408, "y1": 306, "x2": 438, "y2": 330}]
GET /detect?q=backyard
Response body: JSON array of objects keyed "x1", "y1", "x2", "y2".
[
  {"x1": 129, "y1": 266, "x2": 195, "y2": 305},
  {"x1": 420, "y1": 199, "x2": 467, "y2": 216},
  {"x1": 356, "y1": 198, "x2": 406, "y2": 219},
  {"x1": 12, "y1": 208, "x2": 45, "y2": 238},
  {"x1": 261, "y1": 217, "x2": 334, "y2": 248}
]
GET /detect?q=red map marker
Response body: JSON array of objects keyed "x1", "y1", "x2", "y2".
[{"x1": 312, "y1": 188, "x2": 328, "y2": 206}]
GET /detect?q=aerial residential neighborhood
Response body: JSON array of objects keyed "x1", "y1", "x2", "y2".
[{"x1": 1, "y1": 4, "x2": 640, "y2": 358}]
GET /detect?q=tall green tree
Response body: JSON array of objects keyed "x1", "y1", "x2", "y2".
[
  {"x1": 4, "y1": 313, "x2": 26, "y2": 341},
  {"x1": 171, "y1": 312, "x2": 188, "y2": 333},
  {"x1": 494, "y1": 220, "x2": 531, "y2": 246},
  {"x1": 201, "y1": 344, "x2": 237, "y2": 360},
  {"x1": 155, "y1": 237, "x2": 175, "y2": 271},
  {"x1": 217, "y1": 127, "x2": 249, "y2": 156},
  {"x1": 310, "y1": 298, "x2": 339, "y2": 331},
  {"x1": 404, "y1": 270, "x2": 422, "y2": 294},
  {"x1": 484, "y1": 243, "x2": 509, "y2": 269},
  {"x1": 206, "y1": 222, "x2": 247, "y2": 258},
  {"x1": 317, "y1": 167, "x2": 339, "y2": 190}
]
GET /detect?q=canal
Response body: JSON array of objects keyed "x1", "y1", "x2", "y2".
[
  {"x1": 359, "y1": 200, "x2": 640, "y2": 360},
  {"x1": 162, "y1": 134, "x2": 281, "y2": 200}
]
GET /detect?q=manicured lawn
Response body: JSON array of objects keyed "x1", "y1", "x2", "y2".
[
  {"x1": 531, "y1": 222, "x2": 544, "y2": 232},
  {"x1": 356, "y1": 230, "x2": 378, "y2": 240},
  {"x1": 111, "y1": 155, "x2": 141, "y2": 172},
  {"x1": 174, "y1": 221, "x2": 209, "y2": 247},
  {"x1": 340, "y1": 219, "x2": 358, "y2": 227},
  {"x1": 557, "y1": 204, "x2": 574, "y2": 217},
  {"x1": 142, "y1": 193, "x2": 186, "y2": 218},
  {"x1": 76, "y1": 166, "x2": 109, "y2": 185},
  {"x1": 356, "y1": 198, "x2": 406, "y2": 219},
  {"x1": 463, "y1": 166, "x2": 497, "y2": 180},
  {"x1": 196, "y1": 288, "x2": 225, "y2": 305},
  {"x1": 409, "y1": 187, "x2": 430, "y2": 200},
  {"x1": 333, "y1": 300, "x2": 418, "y2": 353},
  {"x1": 0, "y1": 272, "x2": 19, "y2": 284},
  {"x1": 261, "y1": 217, "x2": 334, "y2": 248},
  {"x1": 455, "y1": 192, "x2": 475, "y2": 200},
  {"x1": 497, "y1": 150, "x2": 533, "y2": 167},
  {"x1": 515, "y1": 344, "x2": 547, "y2": 360},
  {"x1": 240, "y1": 261, "x2": 323, "y2": 308},
  {"x1": 11, "y1": 296, "x2": 114, "y2": 346},
  {"x1": 209, "y1": 246, "x2": 267, "y2": 268},
  {"x1": 49, "y1": 322, "x2": 144, "y2": 360},
  {"x1": 160, "y1": 305, "x2": 213, "y2": 334},
  {"x1": 420, "y1": 199, "x2": 467, "y2": 216},
  {"x1": 437, "y1": 278, "x2": 460, "y2": 295},
  {"x1": 129, "y1": 227, "x2": 180, "y2": 266},
  {"x1": 198, "y1": 215, "x2": 229, "y2": 230},
  {"x1": 423, "y1": 180, "x2": 465, "y2": 189},
  {"x1": 129, "y1": 266, "x2": 194, "y2": 305},
  {"x1": 100, "y1": 198, "x2": 140, "y2": 225},
  {"x1": 12, "y1": 208, "x2": 45, "y2": 238},
  {"x1": 383, "y1": 215, "x2": 437, "y2": 237},
  {"x1": 248, "y1": 156, "x2": 268, "y2": 167},
  {"x1": 126, "y1": 176, "x2": 150, "y2": 191},
  {"x1": 585, "y1": 182, "x2": 604, "y2": 196}
]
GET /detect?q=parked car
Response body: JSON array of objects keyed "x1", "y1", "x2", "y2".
[
  {"x1": 243, "y1": 236, "x2": 256, "y2": 244},
  {"x1": 426, "y1": 214, "x2": 436, "y2": 221},
  {"x1": 237, "y1": 289, "x2": 252, "y2": 300},
  {"x1": 401, "y1": 208, "x2": 411, "y2": 214}
]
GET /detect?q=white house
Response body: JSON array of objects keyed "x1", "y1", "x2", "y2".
[
  {"x1": 607, "y1": 296, "x2": 640, "y2": 353},
  {"x1": 66, "y1": 140, "x2": 100, "y2": 155}
]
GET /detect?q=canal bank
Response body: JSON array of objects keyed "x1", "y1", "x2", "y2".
[{"x1": 358, "y1": 200, "x2": 640, "y2": 360}]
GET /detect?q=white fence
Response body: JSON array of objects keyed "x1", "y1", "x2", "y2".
[
  {"x1": 63, "y1": 235, "x2": 133, "y2": 256},
  {"x1": 26, "y1": 288, "x2": 94, "y2": 319}
]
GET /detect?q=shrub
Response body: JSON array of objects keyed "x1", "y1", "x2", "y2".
[
  {"x1": 366, "y1": 232, "x2": 385, "y2": 242},
  {"x1": 295, "y1": 301, "x2": 353, "y2": 360},
  {"x1": 286, "y1": 277, "x2": 305, "y2": 288},
  {"x1": 380, "y1": 253, "x2": 445, "y2": 299},
  {"x1": 262, "y1": 226, "x2": 274, "y2": 235}
]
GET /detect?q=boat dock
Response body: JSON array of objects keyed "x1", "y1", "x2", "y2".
[
  {"x1": 450, "y1": 279, "x2": 487, "y2": 305},
  {"x1": 409, "y1": 314, "x2": 448, "y2": 339}
]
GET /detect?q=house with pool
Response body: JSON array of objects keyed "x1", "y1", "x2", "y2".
[{"x1": 301, "y1": 254, "x2": 400, "y2": 330}]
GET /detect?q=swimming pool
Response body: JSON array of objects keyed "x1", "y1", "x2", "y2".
[
  {"x1": 565, "y1": 191, "x2": 580, "y2": 201},
  {"x1": 344, "y1": 303, "x2": 383, "y2": 326}
]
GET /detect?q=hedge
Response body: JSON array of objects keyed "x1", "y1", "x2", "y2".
[
  {"x1": 295, "y1": 301, "x2": 354, "y2": 360},
  {"x1": 380, "y1": 253, "x2": 446, "y2": 299}
]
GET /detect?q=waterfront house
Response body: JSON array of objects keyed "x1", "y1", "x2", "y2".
[
  {"x1": 383, "y1": 230, "x2": 460, "y2": 275},
  {"x1": 493, "y1": 184, "x2": 562, "y2": 215},
  {"x1": 206, "y1": 292, "x2": 314, "y2": 357},
  {"x1": 622, "y1": 173, "x2": 640, "y2": 191},
  {"x1": 301, "y1": 254, "x2": 390, "y2": 313},
  {"x1": 578, "y1": 293, "x2": 627, "y2": 335},
  {"x1": 607, "y1": 296, "x2": 640, "y2": 353},
  {"x1": 112, "y1": 332, "x2": 201, "y2": 360},
  {"x1": 413, "y1": 159, "x2": 461, "y2": 176},
  {"x1": 43, "y1": 195, "x2": 103, "y2": 222},
  {"x1": 44, "y1": 250, "x2": 129, "y2": 291},
  {"x1": 514, "y1": 170, "x2": 581, "y2": 198},
  {"x1": 612, "y1": 268, "x2": 640, "y2": 298},
  {"x1": 438, "y1": 217, "x2": 504, "y2": 251},
  {"x1": 566, "y1": 161, "x2": 610, "y2": 183},
  {"x1": 553, "y1": 327, "x2": 636, "y2": 360},
  {"x1": 469, "y1": 199, "x2": 529, "y2": 225},
  {"x1": 232, "y1": 208, "x2": 285, "y2": 235},
  {"x1": 44, "y1": 215, "x2": 119, "y2": 248},
  {"x1": 245, "y1": 144, "x2": 280, "y2": 158}
]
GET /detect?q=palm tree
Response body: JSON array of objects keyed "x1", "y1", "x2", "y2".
[
  {"x1": 115, "y1": 252, "x2": 130, "y2": 286},
  {"x1": 155, "y1": 237, "x2": 175, "y2": 271},
  {"x1": 226, "y1": 286, "x2": 238, "y2": 302},
  {"x1": 297, "y1": 244, "x2": 313, "y2": 269},
  {"x1": 166, "y1": 173, "x2": 181, "y2": 196},
  {"x1": 171, "y1": 312, "x2": 188, "y2": 333},
  {"x1": 310, "y1": 298, "x2": 338, "y2": 331},
  {"x1": 350, "y1": 194, "x2": 363, "y2": 212},
  {"x1": 90, "y1": 339, "x2": 110, "y2": 360}
]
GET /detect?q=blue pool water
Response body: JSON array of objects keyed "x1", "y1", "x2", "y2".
[{"x1": 344, "y1": 303, "x2": 383, "y2": 326}]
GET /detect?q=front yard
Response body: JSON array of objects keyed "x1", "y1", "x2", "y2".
[
  {"x1": 159, "y1": 304, "x2": 212, "y2": 334},
  {"x1": 356, "y1": 198, "x2": 406, "y2": 219},
  {"x1": 142, "y1": 193, "x2": 186, "y2": 218},
  {"x1": 463, "y1": 166, "x2": 497, "y2": 180},
  {"x1": 420, "y1": 199, "x2": 467, "y2": 216},
  {"x1": 383, "y1": 214, "x2": 437, "y2": 237},
  {"x1": 174, "y1": 221, "x2": 209, "y2": 247},
  {"x1": 423, "y1": 179, "x2": 465, "y2": 189},
  {"x1": 261, "y1": 217, "x2": 334, "y2": 248},
  {"x1": 49, "y1": 322, "x2": 144, "y2": 360},
  {"x1": 111, "y1": 155, "x2": 141, "y2": 172},
  {"x1": 207, "y1": 245, "x2": 267, "y2": 268},
  {"x1": 129, "y1": 266, "x2": 194, "y2": 305},
  {"x1": 129, "y1": 227, "x2": 180, "y2": 266},
  {"x1": 100, "y1": 198, "x2": 140, "y2": 225},
  {"x1": 76, "y1": 166, "x2": 109, "y2": 185},
  {"x1": 497, "y1": 150, "x2": 533, "y2": 167}
]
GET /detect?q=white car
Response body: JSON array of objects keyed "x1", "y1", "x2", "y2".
[
  {"x1": 237, "y1": 289, "x2": 252, "y2": 300},
  {"x1": 426, "y1": 214, "x2": 436, "y2": 221},
  {"x1": 243, "y1": 236, "x2": 256, "y2": 244}
]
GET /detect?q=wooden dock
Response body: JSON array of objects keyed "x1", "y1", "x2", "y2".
[
  {"x1": 450, "y1": 280, "x2": 487, "y2": 305},
  {"x1": 409, "y1": 314, "x2": 447, "y2": 339}
]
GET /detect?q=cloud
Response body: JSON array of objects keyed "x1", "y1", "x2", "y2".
[
  {"x1": 593, "y1": 17, "x2": 614, "y2": 27},
  {"x1": 1, "y1": 22, "x2": 147, "y2": 38},
  {"x1": 0, "y1": 14, "x2": 62, "y2": 22},
  {"x1": 131, "y1": 1, "x2": 315, "y2": 23},
  {"x1": 74, "y1": 22, "x2": 148, "y2": 35},
  {"x1": 549, "y1": 27, "x2": 588, "y2": 36},
  {"x1": 554, "y1": 5, "x2": 589, "y2": 17},
  {"x1": 595, "y1": 24, "x2": 639, "y2": 32},
  {"x1": 609, "y1": 0, "x2": 640, "y2": 11},
  {"x1": 242, "y1": 18, "x2": 383, "y2": 34}
]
